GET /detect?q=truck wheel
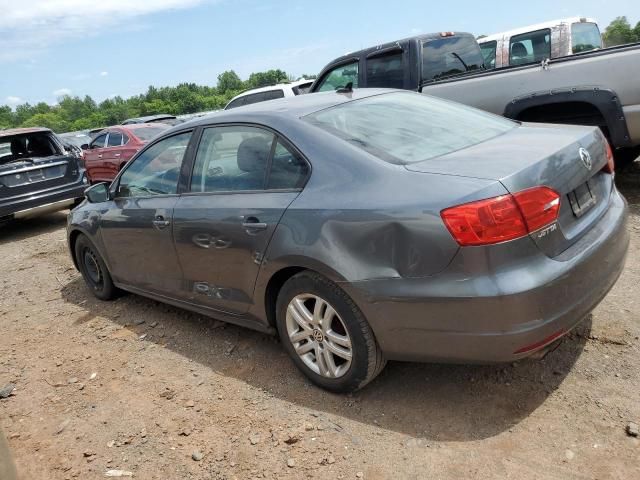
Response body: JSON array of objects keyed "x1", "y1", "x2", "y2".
[{"x1": 276, "y1": 271, "x2": 386, "y2": 393}]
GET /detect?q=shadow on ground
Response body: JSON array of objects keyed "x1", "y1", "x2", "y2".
[
  {"x1": 61, "y1": 275, "x2": 590, "y2": 442},
  {"x1": 0, "y1": 211, "x2": 68, "y2": 245}
]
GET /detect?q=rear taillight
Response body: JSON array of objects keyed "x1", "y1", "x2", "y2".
[
  {"x1": 602, "y1": 140, "x2": 615, "y2": 174},
  {"x1": 441, "y1": 186, "x2": 560, "y2": 246}
]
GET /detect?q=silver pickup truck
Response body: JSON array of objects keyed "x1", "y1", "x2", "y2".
[{"x1": 310, "y1": 33, "x2": 640, "y2": 166}]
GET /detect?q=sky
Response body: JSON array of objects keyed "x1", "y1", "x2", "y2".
[{"x1": 0, "y1": 0, "x2": 638, "y2": 107}]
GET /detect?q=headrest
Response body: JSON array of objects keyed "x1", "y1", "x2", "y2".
[
  {"x1": 237, "y1": 137, "x2": 270, "y2": 172},
  {"x1": 511, "y1": 42, "x2": 528, "y2": 58}
]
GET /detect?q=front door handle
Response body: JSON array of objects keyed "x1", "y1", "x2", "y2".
[
  {"x1": 114, "y1": 153, "x2": 121, "y2": 157},
  {"x1": 152, "y1": 216, "x2": 170, "y2": 230},
  {"x1": 98, "y1": 154, "x2": 103, "y2": 159},
  {"x1": 241, "y1": 216, "x2": 268, "y2": 233}
]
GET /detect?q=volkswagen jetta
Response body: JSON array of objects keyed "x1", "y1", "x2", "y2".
[{"x1": 67, "y1": 90, "x2": 629, "y2": 392}]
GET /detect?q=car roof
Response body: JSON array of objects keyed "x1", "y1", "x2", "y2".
[
  {"x1": 177, "y1": 88, "x2": 403, "y2": 129},
  {"x1": 479, "y1": 17, "x2": 598, "y2": 43},
  {"x1": 227, "y1": 79, "x2": 315, "y2": 101},
  {"x1": 0, "y1": 127, "x2": 52, "y2": 138}
]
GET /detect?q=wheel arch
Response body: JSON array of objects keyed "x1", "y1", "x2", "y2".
[
  {"x1": 255, "y1": 258, "x2": 350, "y2": 330},
  {"x1": 504, "y1": 87, "x2": 632, "y2": 149}
]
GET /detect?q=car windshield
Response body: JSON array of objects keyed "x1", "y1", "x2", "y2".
[
  {"x1": 131, "y1": 126, "x2": 169, "y2": 142},
  {"x1": 422, "y1": 36, "x2": 484, "y2": 82},
  {"x1": 305, "y1": 92, "x2": 516, "y2": 165},
  {"x1": 571, "y1": 22, "x2": 602, "y2": 53}
]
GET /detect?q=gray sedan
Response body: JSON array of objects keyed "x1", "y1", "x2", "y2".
[{"x1": 67, "y1": 89, "x2": 629, "y2": 392}]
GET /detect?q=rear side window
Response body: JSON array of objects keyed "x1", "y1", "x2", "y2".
[
  {"x1": 262, "y1": 90, "x2": 285, "y2": 101},
  {"x1": 509, "y1": 29, "x2": 550, "y2": 65},
  {"x1": 366, "y1": 51, "x2": 404, "y2": 88},
  {"x1": 191, "y1": 126, "x2": 274, "y2": 192},
  {"x1": 107, "y1": 132, "x2": 123, "y2": 147},
  {"x1": 571, "y1": 22, "x2": 602, "y2": 53},
  {"x1": 316, "y1": 62, "x2": 359, "y2": 92},
  {"x1": 479, "y1": 41, "x2": 497, "y2": 69},
  {"x1": 268, "y1": 140, "x2": 309, "y2": 190},
  {"x1": 305, "y1": 92, "x2": 515, "y2": 165},
  {"x1": 422, "y1": 36, "x2": 484, "y2": 82},
  {"x1": 225, "y1": 96, "x2": 246, "y2": 110}
]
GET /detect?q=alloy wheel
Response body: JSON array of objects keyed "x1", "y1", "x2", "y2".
[{"x1": 285, "y1": 294, "x2": 353, "y2": 378}]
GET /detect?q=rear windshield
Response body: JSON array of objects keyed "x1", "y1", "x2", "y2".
[
  {"x1": 422, "y1": 36, "x2": 484, "y2": 82},
  {"x1": 0, "y1": 133, "x2": 62, "y2": 164},
  {"x1": 131, "y1": 127, "x2": 169, "y2": 142},
  {"x1": 571, "y1": 22, "x2": 602, "y2": 53},
  {"x1": 305, "y1": 92, "x2": 515, "y2": 165}
]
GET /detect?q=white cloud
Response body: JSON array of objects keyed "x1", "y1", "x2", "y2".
[
  {"x1": 0, "y1": 1, "x2": 216, "y2": 63},
  {"x1": 5, "y1": 96, "x2": 23, "y2": 107},
  {"x1": 100, "y1": 71, "x2": 109, "y2": 77},
  {"x1": 53, "y1": 88, "x2": 72, "y2": 97}
]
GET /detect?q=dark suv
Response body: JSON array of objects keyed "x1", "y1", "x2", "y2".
[{"x1": 0, "y1": 128, "x2": 87, "y2": 223}]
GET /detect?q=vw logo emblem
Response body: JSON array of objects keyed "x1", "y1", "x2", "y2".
[{"x1": 578, "y1": 148, "x2": 592, "y2": 170}]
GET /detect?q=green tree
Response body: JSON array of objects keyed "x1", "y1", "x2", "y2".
[
  {"x1": 21, "y1": 112, "x2": 69, "y2": 133},
  {"x1": 0, "y1": 106, "x2": 14, "y2": 128},
  {"x1": 603, "y1": 16, "x2": 637, "y2": 46},
  {"x1": 217, "y1": 70, "x2": 243, "y2": 93},
  {"x1": 245, "y1": 69, "x2": 288, "y2": 89}
]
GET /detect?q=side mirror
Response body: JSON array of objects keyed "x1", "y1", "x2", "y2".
[
  {"x1": 85, "y1": 182, "x2": 110, "y2": 203},
  {"x1": 81, "y1": 144, "x2": 89, "y2": 150}
]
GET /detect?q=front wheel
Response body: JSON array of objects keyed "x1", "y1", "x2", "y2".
[
  {"x1": 276, "y1": 271, "x2": 385, "y2": 393},
  {"x1": 74, "y1": 234, "x2": 119, "y2": 301}
]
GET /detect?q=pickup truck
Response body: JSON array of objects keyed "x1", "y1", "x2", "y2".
[{"x1": 310, "y1": 32, "x2": 640, "y2": 166}]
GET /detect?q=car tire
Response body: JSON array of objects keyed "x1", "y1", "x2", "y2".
[
  {"x1": 74, "y1": 234, "x2": 119, "y2": 301},
  {"x1": 276, "y1": 271, "x2": 386, "y2": 393}
]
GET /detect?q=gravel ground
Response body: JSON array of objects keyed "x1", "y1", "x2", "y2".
[{"x1": 1, "y1": 170, "x2": 639, "y2": 480}]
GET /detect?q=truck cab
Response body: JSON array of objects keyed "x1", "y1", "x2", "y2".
[
  {"x1": 310, "y1": 32, "x2": 484, "y2": 93},
  {"x1": 479, "y1": 17, "x2": 602, "y2": 69}
]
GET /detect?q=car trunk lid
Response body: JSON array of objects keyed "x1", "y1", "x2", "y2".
[
  {"x1": 406, "y1": 123, "x2": 613, "y2": 257},
  {"x1": 0, "y1": 155, "x2": 81, "y2": 200}
]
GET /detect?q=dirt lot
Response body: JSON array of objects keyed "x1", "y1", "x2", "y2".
[{"x1": 1, "y1": 172, "x2": 639, "y2": 480}]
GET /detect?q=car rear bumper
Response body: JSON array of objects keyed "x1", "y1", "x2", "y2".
[
  {"x1": 345, "y1": 188, "x2": 629, "y2": 363},
  {"x1": 0, "y1": 180, "x2": 87, "y2": 219}
]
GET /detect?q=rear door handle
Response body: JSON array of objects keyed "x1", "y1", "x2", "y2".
[
  {"x1": 152, "y1": 216, "x2": 171, "y2": 229},
  {"x1": 241, "y1": 216, "x2": 268, "y2": 232},
  {"x1": 114, "y1": 153, "x2": 121, "y2": 157},
  {"x1": 98, "y1": 154, "x2": 102, "y2": 159}
]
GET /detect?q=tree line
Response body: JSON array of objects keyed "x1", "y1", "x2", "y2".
[
  {"x1": 1, "y1": 16, "x2": 637, "y2": 134},
  {"x1": 0, "y1": 69, "x2": 316, "y2": 133}
]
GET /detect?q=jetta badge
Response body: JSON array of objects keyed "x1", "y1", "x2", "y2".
[{"x1": 578, "y1": 148, "x2": 592, "y2": 170}]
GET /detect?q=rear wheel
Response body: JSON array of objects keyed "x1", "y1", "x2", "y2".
[
  {"x1": 74, "y1": 234, "x2": 118, "y2": 300},
  {"x1": 276, "y1": 271, "x2": 385, "y2": 393}
]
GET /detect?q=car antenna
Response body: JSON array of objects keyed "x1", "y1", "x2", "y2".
[{"x1": 336, "y1": 82, "x2": 353, "y2": 94}]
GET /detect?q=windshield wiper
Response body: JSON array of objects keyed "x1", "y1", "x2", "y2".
[{"x1": 450, "y1": 52, "x2": 469, "y2": 71}]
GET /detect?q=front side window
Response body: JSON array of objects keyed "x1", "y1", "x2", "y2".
[
  {"x1": 366, "y1": 51, "x2": 404, "y2": 88},
  {"x1": 316, "y1": 62, "x2": 359, "y2": 92},
  {"x1": 305, "y1": 92, "x2": 515, "y2": 165},
  {"x1": 571, "y1": 22, "x2": 602, "y2": 53},
  {"x1": 117, "y1": 131, "x2": 192, "y2": 197},
  {"x1": 191, "y1": 126, "x2": 274, "y2": 192},
  {"x1": 509, "y1": 29, "x2": 551, "y2": 65},
  {"x1": 107, "y1": 132, "x2": 123, "y2": 147},
  {"x1": 479, "y1": 40, "x2": 497, "y2": 69},
  {"x1": 91, "y1": 134, "x2": 107, "y2": 149}
]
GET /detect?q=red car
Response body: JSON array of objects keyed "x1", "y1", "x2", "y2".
[{"x1": 83, "y1": 124, "x2": 169, "y2": 183}]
